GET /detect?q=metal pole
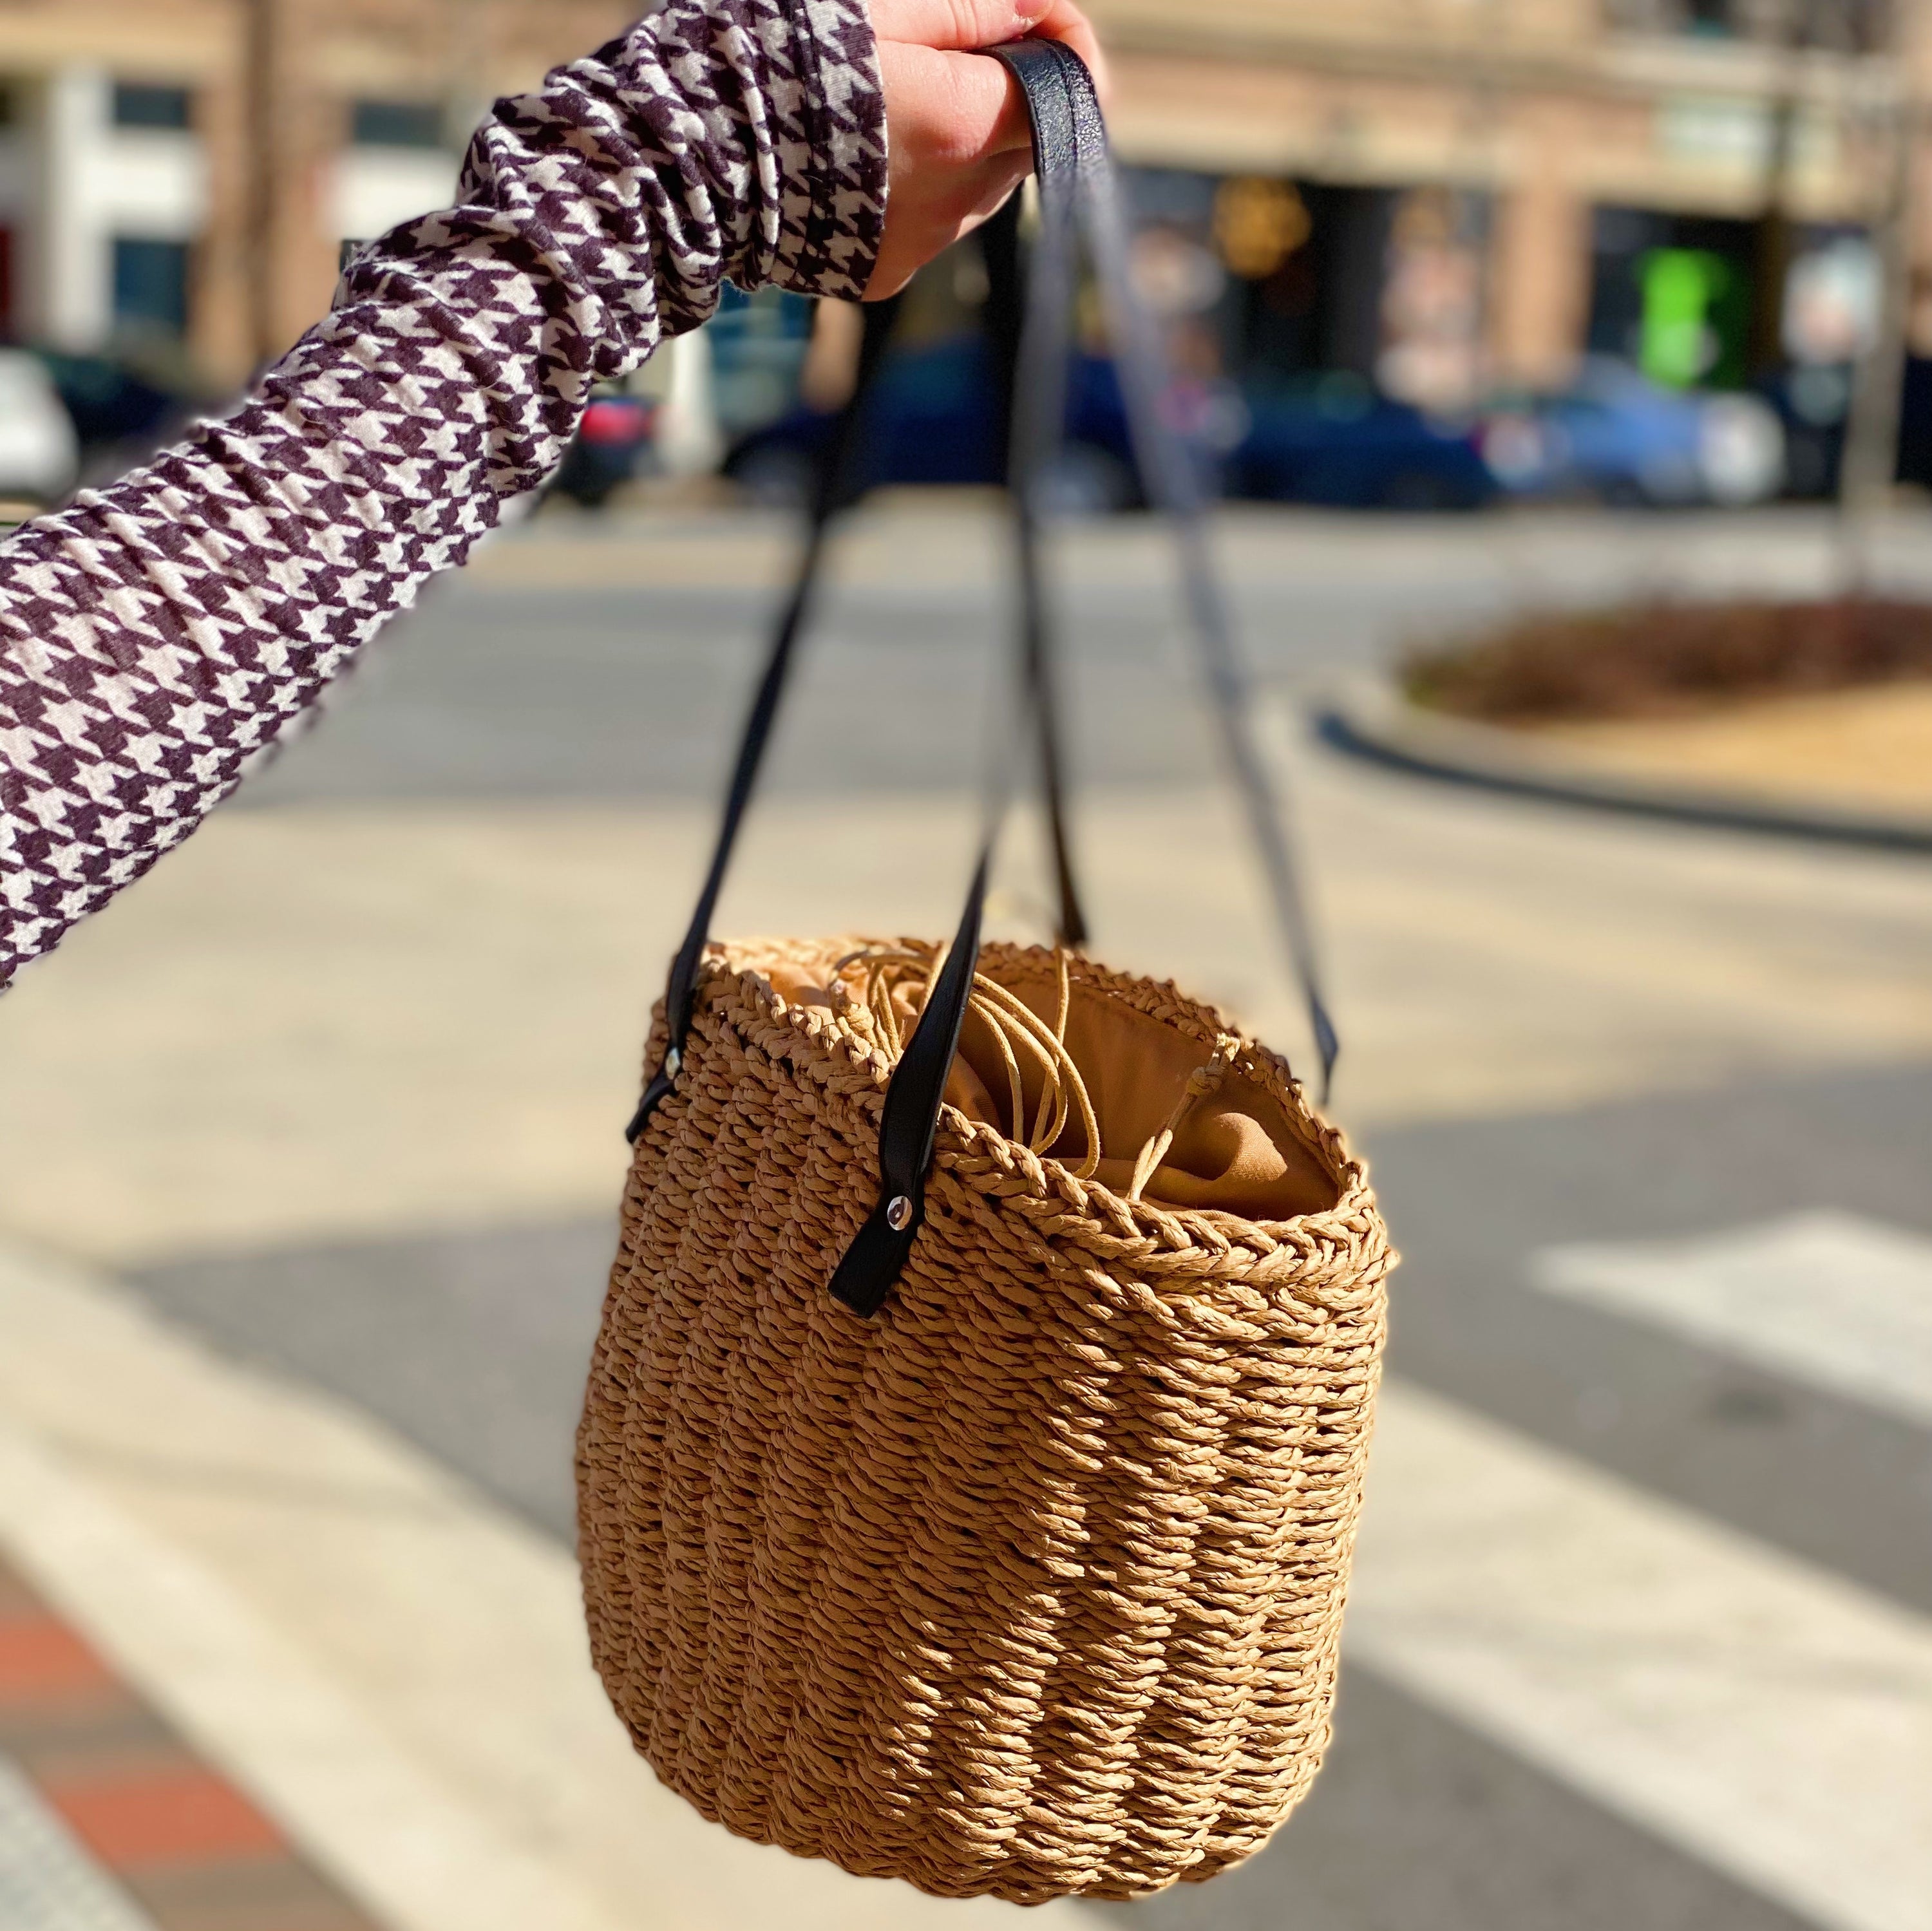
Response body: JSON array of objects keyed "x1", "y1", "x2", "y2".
[{"x1": 1839, "y1": 85, "x2": 1913, "y2": 517}]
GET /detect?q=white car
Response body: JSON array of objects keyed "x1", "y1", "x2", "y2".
[
  {"x1": 1482, "y1": 357, "x2": 1786, "y2": 509},
  {"x1": 0, "y1": 351, "x2": 80, "y2": 505}
]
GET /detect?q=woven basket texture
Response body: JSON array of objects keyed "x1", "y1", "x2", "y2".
[{"x1": 578, "y1": 936, "x2": 1391, "y2": 1903}]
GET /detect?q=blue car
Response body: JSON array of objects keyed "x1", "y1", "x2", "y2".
[
  {"x1": 1225, "y1": 373, "x2": 1496, "y2": 511},
  {"x1": 726, "y1": 337, "x2": 1502, "y2": 511},
  {"x1": 725, "y1": 334, "x2": 1142, "y2": 513}
]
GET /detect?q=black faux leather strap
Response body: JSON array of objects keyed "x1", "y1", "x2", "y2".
[
  {"x1": 625, "y1": 183, "x2": 1088, "y2": 1145},
  {"x1": 624, "y1": 295, "x2": 902, "y2": 1142},
  {"x1": 828, "y1": 37, "x2": 1338, "y2": 1319},
  {"x1": 1072, "y1": 91, "x2": 1340, "y2": 1097},
  {"x1": 981, "y1": 193, "x2": 1088, "y2": 951},
  {"x1": 826, "y1": 36, "x2": 1096, "y2": 1317},
  {"x1": 632, "y1": 38, "x2": 1339, "y2": 1322}
]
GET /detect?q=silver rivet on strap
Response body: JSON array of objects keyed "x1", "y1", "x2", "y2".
[{"x1": 886, "y1": 1195, "x2": 914, "y2": 1232}]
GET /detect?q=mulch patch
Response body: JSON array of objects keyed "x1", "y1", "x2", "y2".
[{"x1": 1405, "y1": 598, "x2": 1932, "y2": 724}]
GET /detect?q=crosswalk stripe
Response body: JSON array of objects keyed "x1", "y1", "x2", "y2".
[
  {"x1": 1533, "y1": 1211, "x2": 1932, "y2": 1429},
  {"x1": 1349, "y1": 1380, "x2": 1932, "y2": 1931},
  {"x1": 6, "y1": 1239, "x2": 1930, "y2": 1929},
  {"x1": 0, "y1": 1243, "x2": 1072, "y2": 1930}
]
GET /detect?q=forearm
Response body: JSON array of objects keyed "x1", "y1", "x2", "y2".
[{"x1": 0, "y1": 0, "x2": 884, "y2": 987}]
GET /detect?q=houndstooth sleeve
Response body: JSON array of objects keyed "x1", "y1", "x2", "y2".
[{"x1": 0, "y1": 0, "x2": 886, "y2": 988}]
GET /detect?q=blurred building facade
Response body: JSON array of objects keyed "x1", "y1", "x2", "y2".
[
  {"x1": 0, "y1": 0, "x2": 632, "y2": 387},
  {"x1": 0, "y1": 0, "x2": 1922, "y2": 422},
  {"x1": 1088, "y1": 0, "x2": 1927, "y2": 417}
]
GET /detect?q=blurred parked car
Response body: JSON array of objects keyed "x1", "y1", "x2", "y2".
[
  {"x1": 34, "y1": 351, "x2": 182, "y2": 485},
  {"x1": 1224, "y1": 373, "x2": 1495, "y2": 511},
  {"x1": 1762, "y1": 362, "x2": 1852, "y2": 500},
  {"x1": 0, "y1": 351, "x2": 81, "y2": 504},
  {"x1": 728, "y1": 335, "x2": 1506, "y2": 514},
  {"x1": 553, "y1": 390, "x2": 658, "y2": 508},
  {"x1": 1482, "y1": 357, "x2": 1785, "y2": 507},
  {"x1": 724, "y1": 334, "x2": 1141, "y2": 513}
]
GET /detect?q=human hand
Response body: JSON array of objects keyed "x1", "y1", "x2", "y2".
[{"x1": 867, "y1": 0, "x2": 1106, "y2": 299}]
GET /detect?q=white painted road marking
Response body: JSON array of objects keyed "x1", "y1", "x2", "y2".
[
  {"x1": 0, "y1": 1244, "x2": 1075, "y2": 1929},
  {"x1": 1533, "y1": 1210, "x2": 1932, "y2": 1427},
  {"x1": 1350, "y1": 1382, "x2": 1932, "y2": 1931}
]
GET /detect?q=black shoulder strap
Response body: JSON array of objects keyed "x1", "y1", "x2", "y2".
[
  {"x1": 623, "y1": 294, "x2": 902, "y2": 1142},
  {"x1": 828, "y1": 39, "x2": 1337, "y2": 1318},
  {"x1": 825, "y1": 37, "x2": 1100, "y2": 1315},
  {"x1": 627, "y1": 39, "x2": 1339, "y2": 1321},
  {"x1": 981, "y1": 193, "x2": 1089, "y2": 951},
  {"x1": 1066, "y1": 57, "x2": 1340, "y2": 1093},
  {"x1": 625, "y1": 198, "x2": 1087, "y2": 1144}
]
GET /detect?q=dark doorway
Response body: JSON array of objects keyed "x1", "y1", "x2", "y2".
[{"x1": 1229, "y1": 184, "x2": 1398, "y2": 385}]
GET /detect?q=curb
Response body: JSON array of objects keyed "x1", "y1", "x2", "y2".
[{"x1": 1316, "y1": 679, "x2": 1932, "y2": 856}]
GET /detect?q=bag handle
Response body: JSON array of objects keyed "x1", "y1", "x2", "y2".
[
  {"x1": 981, "y1": 192, "x2": 1089, "y2": 951},
  {"x1": 1066, "y1": 51, "x2": 1339, "y2": 1094},
  {"x1": 826, "y1": 39, "x2": 1338, "y2": 1318},
  {"x1": 621, "y1": 292, "x2": 904, "y2": 1140},
  {"x1": 623, "y1": 190, "x2": 1084, "y2": 1144},
  {"x1": 627, "y1": 39, "x2": 1338, "y2": 1319}
]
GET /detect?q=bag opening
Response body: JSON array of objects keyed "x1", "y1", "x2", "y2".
[{"x1": 770, "y1": 946, "x2": 1341, "y2": 1222}]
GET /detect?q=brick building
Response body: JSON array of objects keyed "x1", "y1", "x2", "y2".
[
  {"x1": 0, "y1": 0, "x2": 1922, "y2": 402},
  {"x1": 0, "y1": 0, "x2": 634, "y2": 386},
  {"x1": 1090, "y1": 0, "x2": 1924, "y2": 412}
]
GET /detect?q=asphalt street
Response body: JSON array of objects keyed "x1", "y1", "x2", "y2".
[
  {"x1": 238, "y1": 567, "x2": 1446, "y2": 805},
  {"x1": 19, "y1": 500, "x2": 1932, "y2": 1931},
  {"x1": 240, "y1": 500, "x2": 1932, "y2": 807}
]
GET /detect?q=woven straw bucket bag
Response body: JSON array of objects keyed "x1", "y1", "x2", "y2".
[{"x1": 578, "y1": 43, "x2": 1392, "y2": 1905}]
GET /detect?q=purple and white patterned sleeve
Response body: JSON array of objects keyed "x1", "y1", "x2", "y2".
[{"x1": 0, "y1": 0, "x2": 886, "y2": 988}]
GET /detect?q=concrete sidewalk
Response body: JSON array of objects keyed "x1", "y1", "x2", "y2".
[
  {"x1": 0, "y1": 1546, "x2": 381, "y2": 1931},
  {"x1": 7, "y1": 758, "x2": 1932, "y2": 1269},
  {"x1": 0, "y1": 1241, "x2": 1072, "y2": 1931}
]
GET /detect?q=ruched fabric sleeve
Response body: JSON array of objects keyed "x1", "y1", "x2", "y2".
[{"x1": 0, "y1": 0, "x2": 886, "y2": 988}]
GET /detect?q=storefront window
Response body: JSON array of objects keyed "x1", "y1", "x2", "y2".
[
  {"x1": 1604, "y1": 0, "x2": 1888, "y2": 50},
  {"x1": 112, "y1": 84, "x2": 191, "y2": 131},
  {"x1": 350, "y1": 100, "x2": 444, "y2": 149},
  {"x1": 111, "y1": 237, "x2": 189, "y2": 340}
]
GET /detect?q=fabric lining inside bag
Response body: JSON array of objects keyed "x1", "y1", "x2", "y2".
[{"x1": 768, "y1": 953, "x2": 1339, "y2": 1221}]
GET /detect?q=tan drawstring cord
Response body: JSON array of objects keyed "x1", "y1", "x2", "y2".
[
  {"x1": 834, "y1": 950, "x2": 1242, "y2": 1201},
  {"x1": 1124, "y1": 1032, "x2": 1240, "y2": 1202},
  {"x1": 833, "y1": 946, "x2": 1102, "y2": 1178}
]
